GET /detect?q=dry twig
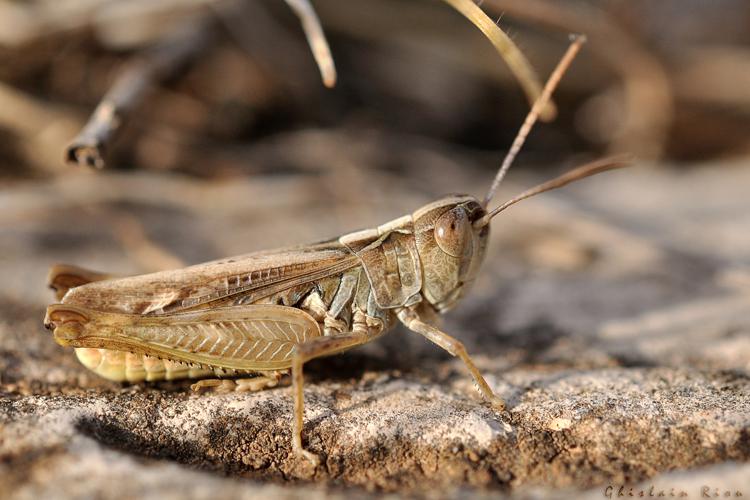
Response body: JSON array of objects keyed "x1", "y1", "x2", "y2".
[
  {"x1": 440, "y1": 0, "x2": 555, "y2": 120},
  {"x1": 484, "y1": 0, "x2": 673, "y2": 158},
  {"x1": 65, "y1": 15, "x2": 215, "y2": 168},
  {"x1": 284, "y1": 0, "x2": 337, "y2": 88}
]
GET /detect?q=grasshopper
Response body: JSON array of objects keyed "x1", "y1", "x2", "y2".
[{"x1": 44, "y1": 36, "x2": 627, "y2": 464}]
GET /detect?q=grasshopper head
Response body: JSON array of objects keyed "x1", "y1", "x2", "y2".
[
  {"x1": 410, "y1": 156, "x2": 630, "y2": 313},
  {"x1": 412, "y1": 195, "x2": 489, "y2": 312}
]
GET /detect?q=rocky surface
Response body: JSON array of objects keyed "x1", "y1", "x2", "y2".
[{"x1": 1, "y1": 132, "x2": 749, "y2": 497}]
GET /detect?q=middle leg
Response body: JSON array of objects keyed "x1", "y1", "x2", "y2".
[{"x1": 191, "y1": 371, "x2": 285, "y2": 393}]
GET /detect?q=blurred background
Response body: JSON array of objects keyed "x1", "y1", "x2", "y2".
[
  {"x1": 1, "y1": 0, "x2": 749, "y2": 177},
  {"x1": 1, "y1": 0, "x2": 750, "y2": 495}
]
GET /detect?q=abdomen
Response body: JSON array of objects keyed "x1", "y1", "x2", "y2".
[{"x1": 73, "y1": 347, "x2": 248, "y2": 382}]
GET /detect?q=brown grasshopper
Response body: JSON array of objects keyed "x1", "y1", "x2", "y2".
[{"x1": 44, "y1": 36, "x2": 627, "y2": 464}]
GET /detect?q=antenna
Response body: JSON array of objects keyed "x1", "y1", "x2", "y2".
[
  {"x1": 483, "y1": 34, "x2": 587, "y2": 208},
  {"x1": 474, "y1": 155, "x2": 633, "y2": 228}
]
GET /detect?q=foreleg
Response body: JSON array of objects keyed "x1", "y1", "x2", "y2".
[{"x1": 397, "y1": 308, "x2": 505, "y2": 411}]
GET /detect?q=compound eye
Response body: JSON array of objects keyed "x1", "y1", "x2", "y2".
[{"x1": 434, "y1": 208, "x2": 471, "y2": 257}]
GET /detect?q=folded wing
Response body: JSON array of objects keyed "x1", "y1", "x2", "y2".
[{"x1": 60, "y1": 240, "x2": 357, "y2": 315}]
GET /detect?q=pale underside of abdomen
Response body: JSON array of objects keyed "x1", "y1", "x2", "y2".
[{"x1": 73, "y1": 347, "x2": 267, "y2": 383}]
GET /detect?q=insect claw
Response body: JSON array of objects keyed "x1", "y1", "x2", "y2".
[
  {"x1": 296, "y1": 448, "x2": 321, "y2": 467},
  {"x1": 490, "y1": 396, "x2": 507, "y2": 413}
]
